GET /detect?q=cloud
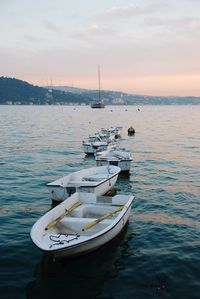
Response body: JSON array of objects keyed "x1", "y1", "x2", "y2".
[
  {"x1": 187, "y1": 19, "x2": 200, "y2": 29},
  {"x1": 23, "y1": 35, "x2": 44, "y2": 43},
  {"x1": 144, "y1": 16, "x2": 200, "y2": 40},
  {"x1": 73, "y1": 23, "x2": 116, "y2": 42},
  {"x1": 106, "y1": 4, "x2": 155, "y2": 18},
  {"x1": 145, "y1": 16, "x2": 200, "y2": 28},
  {"x1": 88, "y1": 24, "x2": 112, "y2": 35},
  {"x1": 44, "y1": 20, "x2": 61, "y2": 32},
  {"x1": 74, "y1": 3, "x2": 158, "y2": 41}
]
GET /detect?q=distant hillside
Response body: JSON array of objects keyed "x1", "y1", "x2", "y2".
[
  {"x1": 46, "y1": 85, "x2": 90, "y2": 94},
  {"x1": 51, "y1": 85, "x2": 200, "y2": 105},
  {"x1": 0, "y1": 77, "x2": 90, "y2": 105},
  {"x1": 1, "y1": 76, "x2": 200, "y2": 105}
]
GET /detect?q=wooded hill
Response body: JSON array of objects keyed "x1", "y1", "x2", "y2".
[
  {"x1": 0, "y1": 77, "x2": 90, "y2": 105},
  {"x1": 1, "y1": 76, "x2": 200, "y2": 105}
]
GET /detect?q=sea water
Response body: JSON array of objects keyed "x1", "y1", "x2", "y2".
[{"x1": 0, "y1": 105, "x2": 199, "y2": 299}]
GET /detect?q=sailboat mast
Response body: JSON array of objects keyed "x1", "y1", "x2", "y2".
[
  {"x1": 91, "y1": 65, "x2": 105, "y2": 108},
  {"x1": 98, "y1": 64, "x2": 101, "y2": 102}
]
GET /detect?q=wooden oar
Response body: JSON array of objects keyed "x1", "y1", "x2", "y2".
[
  {"x1": 82, "y1": 205, "x2": 125, "y2": 232},
  {"x1": 45, "y1": 201, "x2": 80, "y2": 231}
]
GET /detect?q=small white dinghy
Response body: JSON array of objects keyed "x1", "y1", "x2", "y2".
[
  {"x1": 95, "y1": 148, "x2": 132, "y2": 172},
  {"x1": 82, "y1": 134, "x2": 117, "y2": 155},
  {"x1": 47, "y1": 165, "x2": 121, "y2": 203},
  {"x1": 100, "y1": 126, "x2": 123, "y2": 139},
  {"x1": 30, "y1": 192, "x2": 134, "y2": 259},
  {"x1": 82, "y1": 135, "x2": 108, "y2": 155}
]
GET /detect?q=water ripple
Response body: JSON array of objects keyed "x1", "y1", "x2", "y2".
[{"x1": 0, "y1": 105, "x2": 200, "y2": 299}]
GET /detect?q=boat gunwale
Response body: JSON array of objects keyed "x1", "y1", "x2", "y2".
[
  {"x1": 46, "y1": 168, "x2": 121, "y2": 188},
  {"x1": 96, "y1": 158, "x2": 132, "y2": 162}
]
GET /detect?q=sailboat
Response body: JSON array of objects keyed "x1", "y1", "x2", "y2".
[{"x1": 91, "y1": 65, "x2": 105, "y2": 108}]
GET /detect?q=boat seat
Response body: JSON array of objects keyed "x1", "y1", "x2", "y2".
[
  {"x1": 56, "y1": 216, "x2": 112, "y2": 236},
  {"x1": 69, "y1": 203, "x2": 119, "y2": 218},
  {"x1": 47, "y1": 179, "x2": 100, "y2": 188},
  {"x1": 67, "y1": 180, "x2": 99, "y2": 186},
  {"x1": 82, "y1": 174, "x2": 107, "y2": 181},
  {"x1": 60, "y1": 216, "x2": 112, "y2": 225},
  {"x1": 96, "y1": 196, "x2": 113, "y2": 204}
]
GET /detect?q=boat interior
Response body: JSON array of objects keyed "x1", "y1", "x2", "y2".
[
  {"x1": 33, "y1": 193, "x2": 132, "y2": 250},
  {"x1": 48, "y1": 167, "x2": 116, "y2": 187},
  {"x1": 55, "y1": 203, "x2": 119, "y2": 237},
  {"x1": 47, "y1": 194, "x2": 129, "y2": 238}
]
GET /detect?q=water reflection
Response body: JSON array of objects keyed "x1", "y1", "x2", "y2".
[
  {"x1": 118, "y1": 171, "x2": 131, "y2": 179},
  {"x1": 1, "y1": 105, "x2": 200, "y2": 299},
  {"x1": 26, "y1": 225, "x2": 134, "y2": 299},
  {"x1": 135, "y1": 212, "x2": 200, "y2": 228}
]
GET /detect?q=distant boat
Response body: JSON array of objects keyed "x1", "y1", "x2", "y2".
[
  {"x1": 91, "y1": 65, "x2": 105, "y2": 109},
  {"x1": 91, "y1": 102, "x2": 105, "y2": 108},
  {"x1": 47, "y1": 165, "x2": 121, "y2": 203},
  {"x1": 30, "y1": 192, "x2": 134, "y2": 259}
]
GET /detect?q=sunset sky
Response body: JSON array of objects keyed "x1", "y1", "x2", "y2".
[{"x1": 1, "y1": 0, "x2": 200, "y2": 96}]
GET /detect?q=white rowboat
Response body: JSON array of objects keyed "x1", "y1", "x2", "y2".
[
  {"x1": 82, "y1": 134, "x2": 117, "y2": 155},
  {"x1": 30, "y1": 192, "x2": 134, "y2": 259},
  {"x1": 95, "y1": 148, "x2": 132, "y2": 172},
  {"x1": 47, "y1": 165, "x2": 121, "y2": 203},
  {"x1": 100, "y1": 126, "x2": 123, "y2": 139}
]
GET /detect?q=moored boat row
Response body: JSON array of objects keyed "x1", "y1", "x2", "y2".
[
  {"x1": 82, "y1": 126, "x2": 121, "y2": 155},
  {"x1": 82, "y1": 126, "x2": 133, "y2": 172},
  {"x1": 30, "y1": 124, "x2": 135, "y2": 260}
]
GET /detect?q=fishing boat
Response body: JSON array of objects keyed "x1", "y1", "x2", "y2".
[
  {"x1": 91, "y1": 65, "x2": 105, "y2": 109},
  {"x1": 30, "y1": 192, "x2": 134, "y2": 259},
  {"x1": 95, "y1": 148, "x2": 132, "y2": 172},
  {"x1": 47, "y1": 165, "x2": 121, "y2": 203}
]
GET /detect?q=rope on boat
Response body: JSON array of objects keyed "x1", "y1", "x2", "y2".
[
  {"x1": 107, "y1": 165, "x2": 111, "y2": 186},
  {"x1": 49, "y1": 233, "x2": 80, "y2": 248}
]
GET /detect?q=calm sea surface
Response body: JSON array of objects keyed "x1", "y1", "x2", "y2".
[{"x1": 0, "y1": 105, "x2": 200, "y2": 299}]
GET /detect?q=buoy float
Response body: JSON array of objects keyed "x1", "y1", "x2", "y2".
[{"x1": 128, "y1": 126, "x2": 135, "y2": 135}]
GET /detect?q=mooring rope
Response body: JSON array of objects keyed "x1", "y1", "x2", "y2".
[{"x1": 49, "y1": 233, "x2": 80, "y2": 248}]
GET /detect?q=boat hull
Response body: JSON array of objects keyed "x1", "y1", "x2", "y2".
[
  {"x1": 83, "y1": 143, "x2": 108, "y2": 155},
  {"x1": 91, "y1": 103, "x2": 105, "y2": 108},
  {"x1": 52, "y1": 205, "x2": 131, "y2": 259},
  {"x1": 96, "y1": 160, "x2": 132, "y2": 172}
]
